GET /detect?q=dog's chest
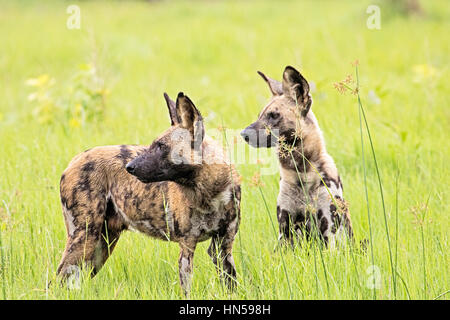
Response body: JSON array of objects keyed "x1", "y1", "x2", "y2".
[
  {"x1": 203, "y1": 187, "x2": 234, "y2": 214},
  {"x1": 188, "y1": 187, "x2": 234, "y2": 241},
  {"x1": 278, "y1": 178, "x2": 313, "y2": 211},
  {"x1": 277, "y1": 175, "x2": 342, "y2": 213}
]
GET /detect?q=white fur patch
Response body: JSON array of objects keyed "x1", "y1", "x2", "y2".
[
  {"x1": 66, "y1": 265, "x2": 81, "y2": 290},
  {"x1": 62, "y1": 204, "x2": 76, "y2": 237},
  {"x1": 108, "y1": 193, "x2": 135, "y2": 231},
  {"x1": 211, "y1": 186, "x2": 233, "y2": 211}
]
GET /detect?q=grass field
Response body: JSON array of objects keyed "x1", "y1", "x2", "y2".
[{"x1": 0, "y1": 0, "x2": 448, "y2": 300}]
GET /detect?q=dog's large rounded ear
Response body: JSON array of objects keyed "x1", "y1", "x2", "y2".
[
  {"x1": 175, "y1": 92, "x2": 205, "y2": 147},
  {"x1": 257, "y1": 71, "x2": 283, "y2": 96},
  {"x1": 282, "y1": 66, "x2": 312, "y2": 116},
  {"x1": 164, "y1": 92, "x2": 179, "y2": 125}
]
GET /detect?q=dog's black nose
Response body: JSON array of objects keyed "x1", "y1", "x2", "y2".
[
  {"x1": 240, "y1": 129, "x2": 250, "y2": 142},
  {"x1": 125, "y1": 162, "x2": 135, "y2": 174}
]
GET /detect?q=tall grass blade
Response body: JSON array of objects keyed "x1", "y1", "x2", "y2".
[
  {"x1": 356, "y1": 69, "x2": 395, "y2": 298},
  {"x1": 420, "y1": 194, "x2": 431, "y2": 299},
  {"x1": 257, "y1": 186, "x2": 294, "y2": 299},
  {"x1": 221, "y1": 122, "x2": 248, "y2": 290},
  {"x1": 0, "y1": 224, "x2": 6, "y2": 299},
  {"x1": 356, "y1": 66, "x2": 376, "y2": 300},
  {"x1": 433, "y1": 290, "x2": 449, "y2": 300},
  {"x1": 394, "y1": 167, "x2": 400, "y2": 299},
  {"x1": 395, "y1": 270, "x2": 411, "y2": 300}
]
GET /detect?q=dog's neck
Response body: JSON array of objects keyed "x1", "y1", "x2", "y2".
[
  {"x1": 277, "y1": 111, "x2": 340, "y2": 190},
  {"x1": 174, "y1": 135, "x2": 236, "y2": 210},
  {"x1": 177, "y1": 163, "x2": 235, "y2": 211},
  {"x1": 277, "y1": 111, "x2": 326, "y2": 173}
]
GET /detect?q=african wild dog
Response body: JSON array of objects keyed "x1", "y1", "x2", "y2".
[
  {"x1": 241, "y1": 66, "x2": 352, "y2": 248},
  {"x1": 57, "y1": 92, "x2": 241, "y2": 295}
]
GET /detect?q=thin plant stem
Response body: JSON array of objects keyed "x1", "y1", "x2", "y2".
[
  {"x1": 394, "y1": 167, "x2": 400, "y2": 299},
  {"x1": 357, "y1": 77, "x2": 395, "y2": 298},
  {"x1": 420, "y1": 194, "x2": 431, "y2": 299},
  {"x1": 221, "y1": 121, "x2": 247, "y2": 291},
  {"x1": 395, "y1": 269, "x2": 411, "y2": 300},
  {"x1": 356, "y1": 66, "x2": 376, "y2": 300},
  {"x1": 313, "y1": 239, "x2": 320, "y2": 296},
  {"x1": 433, "y1": 290, "x2": 449, "y2": 300},
  {"x1": 356, "y1": 66, "x2": 395, "y2": 296},
  {"x1": 0, "y1": 224, "x2": 6, "y2": 299},
  {"x1": 257, "y1": 186, "x2": 294, "y2": 299}
]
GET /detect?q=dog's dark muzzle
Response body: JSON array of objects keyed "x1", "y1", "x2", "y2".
[
  {"x1": 125, "y1": 154, "x2": 159, "y2": 183},
  {"x1": 241, "y1": 123, "x2": 276, "y2": 148}
]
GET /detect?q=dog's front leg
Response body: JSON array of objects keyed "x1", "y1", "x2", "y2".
[
  {"x1": 276, "y1": 205, "x2": 294, "y2": 247},
  {"x1": 178, "y1": 240, "x2": 196, "y2": 297}
]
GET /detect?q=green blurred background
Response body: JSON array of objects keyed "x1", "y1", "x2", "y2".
[{"x1": 0, "y1": 0, "x2": 448, "y2": 299}]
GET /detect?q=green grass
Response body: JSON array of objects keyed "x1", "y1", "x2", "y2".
[{"x1": 0, "y1": 0, "x2": 449, "y2": 299}]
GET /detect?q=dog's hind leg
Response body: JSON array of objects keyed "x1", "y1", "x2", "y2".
[
  {"x1": 56, "y1": 193, "x2": 109, "y2": 286},
  {"x1": 90, "y1": 199, "x2": 125, "y2": 276},
  {"x1": 207, "y1": 233, "x2": 237, "y2": 289},
  {"x1": 316, "y1": 189, "x2": 353, "y2": 249},
  {"x1": 334, "y1": 206, "x2": 353, "y2": 247}
]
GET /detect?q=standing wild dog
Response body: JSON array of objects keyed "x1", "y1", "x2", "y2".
[
  {"x1": 241, "y1": 66, "x2": 352, "y2": 248},
  {"x1": 57, "y1": 92, "x2": 241, "y2": 295}
]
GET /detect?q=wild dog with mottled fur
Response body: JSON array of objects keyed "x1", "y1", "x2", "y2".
[
  {"x1": 57, "y1": 92, "x2": 241, "y2": 295},
  {"x1": 241, "y1": 66, "x2": 352, "y2": 248}
]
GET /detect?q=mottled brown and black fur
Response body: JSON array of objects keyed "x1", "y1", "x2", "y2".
[
  {"x1": 241, "y1": 66, "x2": 352, "y2": 248},
  {"x1": 57, "y1": 92, "x2": 241, "y2": 295}
]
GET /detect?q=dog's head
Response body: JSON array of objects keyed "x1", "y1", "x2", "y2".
[
  {"x1": 126, "y1": 92, "x2": 205, "y2": 184},
  {"x1": 241, "y1": 66, "x2": 312, "y2": 148}
]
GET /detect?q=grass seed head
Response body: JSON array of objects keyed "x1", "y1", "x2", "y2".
[{"x1": 249, "y1": 171, "x2": 264, "y2": 188}]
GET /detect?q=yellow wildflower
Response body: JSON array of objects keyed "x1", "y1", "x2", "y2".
[
  {"x1": 25, "y1": 74, "x2": 52, "y2": 87},
  {"x1": 69, "y1": 118, "x2": 81, "y2": 128},
  {"x1": 413, "y1": 64, "x2": 437, "y2": 83}
]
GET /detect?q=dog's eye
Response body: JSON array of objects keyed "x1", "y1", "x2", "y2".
[
  {"x1": 268, "y1": 112, "x2": 280, "y2": 120},
  {"x1": 155, "y1": 142, "x2": 164, "y2": 150}
]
